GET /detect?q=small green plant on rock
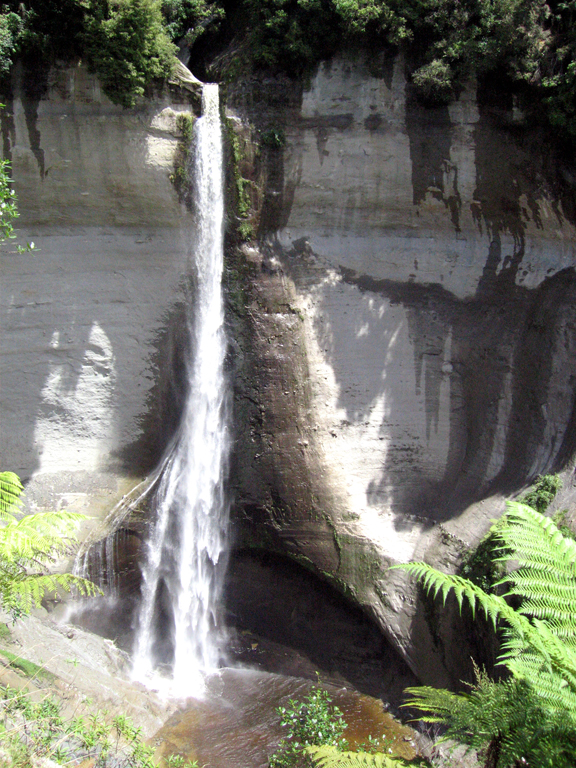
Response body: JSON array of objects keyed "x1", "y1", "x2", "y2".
[
  {"x1": 520, "y1": 473, "x2": 562, "y2": 514},
  {"x1": 0, "y1": 158, "x2": 18, "y2": 243},
  {"x1": 171, "y1": 111, "x2": 195, "y2": 196},
  {"x1": 238, "y1": 220, "x2": 254, "y2": 241},
  {"x1": 270, "y1": 685, "x2": 348, "y2": 768},
  {"x1": 261, "y1": 128, "x2": 285, "y2": 149},
  {"x1": 459, "y1": 473, "x2": 563, "y2": 592},
  {"x1": 0, "y1": 685, "x2": 199, "y2": 767}
]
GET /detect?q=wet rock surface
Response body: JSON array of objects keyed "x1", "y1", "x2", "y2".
[
  {"x1": 0, "y1": 610, "x2": 173, "y2": 737},
  {"x1": 225, "y1": 57, "x2": 576, "y2": 687}
]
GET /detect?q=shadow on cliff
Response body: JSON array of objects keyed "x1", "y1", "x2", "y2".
[
  {"x1": 114, "y1": 293, "x2": 194, "y2": 476},
  {"x1": 247, "y1": 69, "x2": 576, "y2": 528},
  {"x1": 224, "y1": 549, "x2": 420, "y2": 710},
  {"x1": 333, "y1": 263, "x2": 576, "y2": 526},
  {"x1": 297, "y1": 81, "x2": 576, "y2": 523}
]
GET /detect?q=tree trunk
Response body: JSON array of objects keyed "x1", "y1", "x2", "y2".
[{"x1": 484, "y1": 734, "x2": 502, "y2": 768}]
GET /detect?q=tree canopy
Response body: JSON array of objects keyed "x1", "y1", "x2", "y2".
[{"x1": 0, "y1": 1, "x2": 574, "y2": 139}]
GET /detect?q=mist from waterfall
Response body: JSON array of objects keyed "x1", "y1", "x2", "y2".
[{"x1": 131, "y1": 84, "x2": 230, "y2": 697}]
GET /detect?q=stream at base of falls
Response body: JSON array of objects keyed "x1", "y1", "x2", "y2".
[
  {"x1": 66, "y1": 600, "x2": 423, "y2": 766},
  {"x1": 152, "y1": 666, "x2": 419, "y2": 768}
]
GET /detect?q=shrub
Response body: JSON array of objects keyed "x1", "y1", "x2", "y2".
[
  {"x1": 520, "y1": 473, "x2": 562, "y2": 515},
  {"x1": 0, "y1": 159, "x2": 19, "y2": 243},
  {"x1": 0, "y1": 686, "x2": 199, "y2": 767},
  {"x1": 411, "y1": 60, "x2": 454, "y2": 105},
  {"x1": 161, "y1": 0, "x2": 225, "y2": 45},
  {"x1": 0, "y1": 11, "x2": 23, "y2": 76},
  {"x1": 270, "y1": 685, "x2": 348, "y2": 768},
  {"x1": 261, "y1": 128, "x2": 285, "y2": 149},
  {"x1": 83, "y1": 0, "x2": 177, "y2": 108}
]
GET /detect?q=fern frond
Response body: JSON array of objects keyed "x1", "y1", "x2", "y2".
[
  {"x1": 306, "y1": 745, "x2": 419, "y2": 768},
  {"x1": 0, "y1": 511, "x2": 86, "y2": 563},
  {"x1": 0, "y1": 572, "x2": 101, "y2": 615},
  {"x1": 495, "y1": 502, "x2": 576, "y2": 579},
  {"x1": 0, "y1": 471, "x2": 23, "y2": 519},
  {"x1": 0, "y1": 472, "x2": 98, "y2": 617},
  {"x1": 404, "y1": 674, "x2": 576, "y2": 767},
  {"x1": 393, "y1": 562, "x2": 533, "y2": 637},
  {"x1": 396, "y1": 506, "x2": 576, "y2": 717},
  {"x1": 402, "y1": 685, "x2": 466, "y2": 725}
]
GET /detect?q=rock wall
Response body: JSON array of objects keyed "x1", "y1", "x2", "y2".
[
  {"x1": 225, "y1": 57, "x2": 576, "y2": 687},
  {"x1": 0, "y1": 62, "x2": 200, "y2": 527},
  {"x1": 2, "y1": 55, "x2": 576, "y2": 690}
]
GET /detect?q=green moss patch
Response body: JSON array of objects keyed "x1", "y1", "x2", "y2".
[{"x1": 0, "y1": 649, "x2": 54, "y2": 681}]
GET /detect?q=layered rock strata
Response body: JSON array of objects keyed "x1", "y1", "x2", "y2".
[
  {"x1": 0, "y1": 62, "x2": 200, "y2": 529},
  {"x1": 225, "y1": 57, "x2": 576, "y2": 686}
]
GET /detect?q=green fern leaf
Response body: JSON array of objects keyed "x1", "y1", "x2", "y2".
[
  {"x1": 0, "y1": 471, "x2": 23, "y2": 518},
  {"x1": 306, "y1": 744, "x2": 419, "y2": 768},
  {"x1": 397, "y1": 500, "x2": 576, "y2": 759},
  {"x1": 0, "y1": 511, "x2": 86, "y2": 563},
  {"x1": 0, "y1": 572, "x2": 101, "y2": 614},
  {"x1": 0, "y1": 471, "x2": 101, "y2": 616}
]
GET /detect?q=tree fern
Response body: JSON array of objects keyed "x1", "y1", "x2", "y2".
[
  {"x1": 395, "y1": 500, "x2": 576, "y2": 766},
  {"x1": 0, "y1": 471, "x2": 23, "y2": 518},
  {"x1": 0, "y1": 471, "x2": 100, "y2": 616},
  {"x1": 404, "y1": 672, "x2": 576, "y2": 768},
  {"x1": 494, "y1": 503, "x2": 576, "y2": 639},
  {"x1": 306, "y1": 745, "x2": 424, "y2": 768}
]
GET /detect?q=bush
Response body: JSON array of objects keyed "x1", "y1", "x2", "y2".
[
  {"x1": 0, "y1": 12, "x2": 23, "y2": 76},
  {"x1": 242, "y1": 0, "x2": 343, "y2": 77},
  {"x1": 411, "y1": 59, "x2": 454, "y2": 105},
  {"x1": 0, "y1": 159, "x2": 19, "y2": 243},
  {"x1": 161, "y1": 0, "x2": 225, "y2": 45},
  {"x1": 270, "y1": 685, "x2": 348, "y2": 768},
  {"x1": 520, "y1": 474, "x2": 562, "y2": 515},
  {"x1": 84, "y1": 0, "x2": 177, "y2": 108},
  {"x1": 0, "y1": 685, "x2": 199, "y2": 767}
]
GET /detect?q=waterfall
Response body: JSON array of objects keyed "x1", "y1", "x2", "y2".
[{"x1": 132, "y1": 84, "x2": 230, "y2": 697}]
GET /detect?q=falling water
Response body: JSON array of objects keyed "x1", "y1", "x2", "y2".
[{"x1": 132, "y1": 84, "x2": 230, "y2": 696}]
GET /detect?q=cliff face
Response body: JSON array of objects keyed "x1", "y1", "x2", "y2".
[
  {"x1": 2, "y1": 57, "x2": 576, "y2": 688},
  {"x1": 0, "y1": 63, "x2": 199, "y2": 523},
  {"x1": 225, "y1": 57, "x2": 576, "y2": 686}
]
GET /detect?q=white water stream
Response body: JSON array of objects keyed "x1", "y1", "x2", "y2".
[{"x1": 131, "y1": 84, "x2": 230, "y2": 697}]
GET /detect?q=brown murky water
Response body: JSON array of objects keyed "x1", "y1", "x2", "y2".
[{"x1": 154, "y1": 667, "x2": 418, "y2": 768}]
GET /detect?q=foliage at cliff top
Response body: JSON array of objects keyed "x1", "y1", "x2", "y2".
[
  {"x1": 0, "y1": 0, "x2": 575, "y2": 139},
  {"x1": 0, "y1": 0, "x2": 178, "y2": 108},
  {"x1": 235, "y1": 0, "x2": 576, "y2": 138},
  {"x1": 83, "y1": 0, "x2": 177, "y2": 108}
]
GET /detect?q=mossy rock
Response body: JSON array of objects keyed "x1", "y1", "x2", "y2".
[{"x1": 0, "y1": 649, "x2": 55, "y2": 682}]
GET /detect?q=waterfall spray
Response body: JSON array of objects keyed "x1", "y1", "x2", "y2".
[{"x1": 132, "y1": 84, "x2": 230, "y2": 697}]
